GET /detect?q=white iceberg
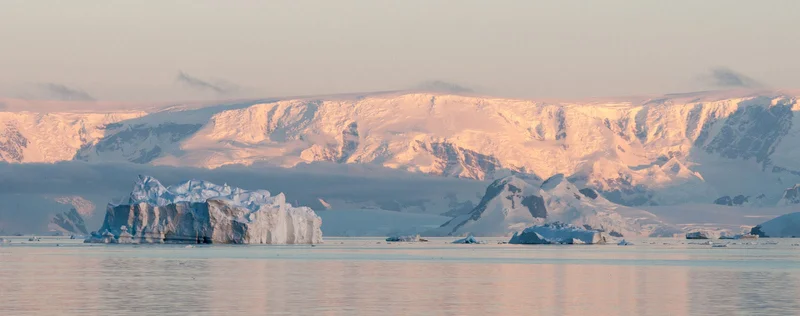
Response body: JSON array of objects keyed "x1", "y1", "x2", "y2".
[
  {"x1": 508, "y1": 222, "x2": 607, "y2": 245},
  {"x1": 452, "y1": 235, "x2": 484, "y2": 244},
  {"x1": 617, "y1": 239, "x2": 633, "y2": 246},
  {"x1": 750, "y1": 212, "x2": 800, "y2": 238},
  {"x1": 85, "y1": 175, "x2": 323, "y2": 244}
]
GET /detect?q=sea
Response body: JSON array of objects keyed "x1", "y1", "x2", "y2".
[{"x1": 1, "y1": 237, "x2": 799, "y2": 316}]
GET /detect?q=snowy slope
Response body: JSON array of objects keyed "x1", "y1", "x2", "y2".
[
  {"x1": 3, "y1": 90, "x2": 800, "y2": 207},
  {"x1": 432, "y1": 176, "x2": 547, "y2": 236},
  {"x1": 751, "y1": 212, "x2": 800, "y2": 237}
]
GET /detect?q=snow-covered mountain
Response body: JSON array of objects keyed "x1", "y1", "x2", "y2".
[
  {"x1": 3, "y1": 90, "x2": 800, "y2": 207},
  {"x1": 432, "y1": 175, "x2": 677, "y2": 237}
]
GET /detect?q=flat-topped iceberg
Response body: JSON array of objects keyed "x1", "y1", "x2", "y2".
[
  {"x1": 508, "y1": 222, "x2": 607, "y2": 245},
  {"x1": 85, "y1": 175, "x2": 323, "y2": 244}
]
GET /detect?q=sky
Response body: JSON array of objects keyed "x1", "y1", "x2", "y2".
[{"x1": 2, "y1": 0, "x2": 799, "y2": 102}]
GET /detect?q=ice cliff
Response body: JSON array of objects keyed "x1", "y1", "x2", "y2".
[{"x1": 85, "y1": 175, "x2": 323, "y2": 244}]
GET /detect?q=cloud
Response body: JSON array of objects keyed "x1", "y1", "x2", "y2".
[
  {"x1": 707, "y1": 68, "x2": 763, "y2": 88},
  {"x1": 176, "y1": 71, "x2": 239, "y2": 95},
  {"x1": 36, "y1": 83, "x2": 95, "y2": 101},
  {"x1": 414, "y1": 80, "x2": 474, "y2": 93}
]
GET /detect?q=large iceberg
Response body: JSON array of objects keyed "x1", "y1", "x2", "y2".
[
  {"x1": 509, "y1": 222, "x2": 607, "y2": 245},
  {"x1": 85, "y1": 175, "x2": 323, "y2": 244},
  {"x1": 750, "y1": 212, "x2": 800, "y2": 238}
]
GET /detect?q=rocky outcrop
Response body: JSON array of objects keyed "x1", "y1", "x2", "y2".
[
  {"x1": 0, "y1": 124, "x2": 28, "y2": 162},
  {"x1": 713, "y1": 195, "x2": 750, "y2": 206},
  {"x1": 779, "y1": 185, "x2": 800, "y2": 205}
]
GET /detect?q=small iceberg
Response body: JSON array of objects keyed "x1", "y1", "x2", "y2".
[
  {"x1": 685, "y1": 231, "x2": 711, "y2": 239},
  {"x1": 386, "y1": 234, "x2": 424, "y2": 242},
  {"x1": 617, "y1": 239, "x2": 634, "y2": 246},
  {"x1": 509, "y1": 222, "x2": 606, "y2": 245},
  {"x1": 452, "y1": 235, "x2": 485, "y2": 244},
  {"x1": 84, "y1": 230, "x2": 118, "y2": 243}
]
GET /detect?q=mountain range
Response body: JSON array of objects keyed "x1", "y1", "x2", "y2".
[{"x1": 2, "y1": 89, "x2": 800, "y2": 234}]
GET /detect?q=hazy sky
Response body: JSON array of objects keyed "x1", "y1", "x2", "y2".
[{"x1": 2, "y1": 0, "x2": 799, "y2": 102}]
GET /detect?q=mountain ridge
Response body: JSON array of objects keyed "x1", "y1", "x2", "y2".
[{"x1": 3, "y1": 90, "x2": 800, "y2": 207}]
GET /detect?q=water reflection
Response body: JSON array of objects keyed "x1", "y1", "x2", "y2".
[{"x1": 1, "y1": 246, "x2": 799, "y2": 315}]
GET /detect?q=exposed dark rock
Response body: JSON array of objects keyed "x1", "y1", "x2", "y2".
[
  {"x1": 750, "y1": 225, "x2": 766, "y2": 237},
  {"x1": 50, "y1": 208, "x2": 88, "y2": 235},
  {"x1": 578, "y1": 188, "x2": 598, "y2": 199}
]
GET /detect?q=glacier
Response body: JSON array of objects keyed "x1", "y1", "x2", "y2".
[
  {"x1": 85, "y1": 175, "x2": 323, "y2": 244},
  {"x1": 508, "y1": 222, "x2": 607, "y2": 245}
]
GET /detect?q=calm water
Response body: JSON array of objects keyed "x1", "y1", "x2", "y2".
[{"x1": 2, "y1": 237, "x2": 800, "y2": 316}]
